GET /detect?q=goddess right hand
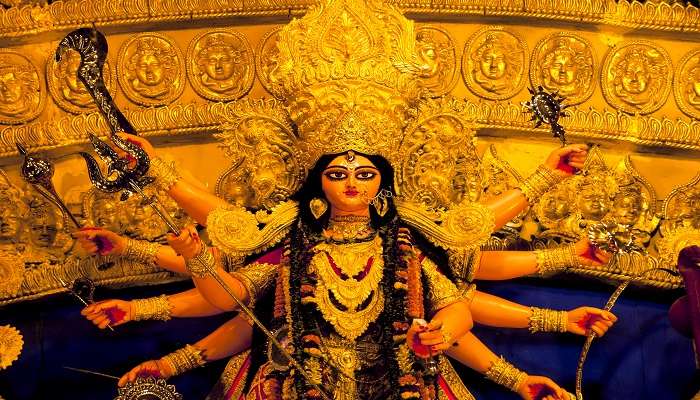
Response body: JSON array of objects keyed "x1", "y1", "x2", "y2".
[
  {"x1": 166, "y1": 225, "x2": 201, "y2": 259},
  {"x1": 516, "y1": 375, "x2": 571, "y2": 400},
  {"x1": 114, "y1": 132, "x2": 156, "y2": 159},
  {"x1": 73, "y1": 228, "x2": 126, "y2": 256},
  {"x1": 118, "y1": 359, "x2": 174, "y2": 387},
  {"x1": 82, "y1": 299, "x2": 133, "y2": 329}
]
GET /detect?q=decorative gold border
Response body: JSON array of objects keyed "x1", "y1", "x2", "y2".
[
  {"x1": 0, "y1": 50, "x2": 45, "y2": 125},
  {"x1": 255, "y1": 26, "x2": 283, "y2": 99},
  {"x1": 674, "y1": 47, "x2": 700, "y2": 121},
  {"x1": 529, "y1": 32, "x2": 596, "y2": 106},
  {"x1": 600, "y1": 40, "x2": 673, "y2": 115},
  {"x1": 116, "y1": 32, "x2": 186, "y2": 107},
  {"x1": 186, "y1": 29, "x2": 255, "y2": 102},
  {"x1": 462, "y1": 26, "x2": 528, "y2": 101}
]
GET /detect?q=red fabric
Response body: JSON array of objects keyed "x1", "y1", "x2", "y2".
[
  {"x1": 104, "y1": 306, "x2": 126, "y2": 325},
  {"x1": 224, "y1": 353, "x2": 252, "y2": 400},
  {"x1": 436, "y1": 374, "x2": 458, "y2": 400},
  {"x1": 255, "y1": 247, "x2": 283, "y2": 265}
]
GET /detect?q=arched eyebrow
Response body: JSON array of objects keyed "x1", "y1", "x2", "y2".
[{"x1": 324, "y1": 165, "x2": 378, "y2": 171}]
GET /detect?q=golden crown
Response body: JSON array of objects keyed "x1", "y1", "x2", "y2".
[{"x1": 217, "y1": 0, "x2": 479, "y2": 211}]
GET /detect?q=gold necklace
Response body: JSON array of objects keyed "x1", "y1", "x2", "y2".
[{"x1": 324, "y1": 216, "x2": 374, "y2": 242}]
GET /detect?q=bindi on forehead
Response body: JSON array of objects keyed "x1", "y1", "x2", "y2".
[{"x1": 326, "y1": 151, "x2": 377, "y2": 171}]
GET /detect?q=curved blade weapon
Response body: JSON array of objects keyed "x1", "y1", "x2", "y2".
[{"x1": 54, "y1": 28, "x2": 330, "y2": 398}]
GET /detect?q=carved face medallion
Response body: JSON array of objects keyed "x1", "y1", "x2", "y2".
[
  {"x1": 117, "y1": 33, "x2": 185, "y2": 106},
  {"x1": 674, "y1": 48, "x2": 700, "y2": 120},
  {"x1": 47, "y1": 49, "x2": 115, "y2": 114},
  {"x1": 602, "y1": 41, "x2": 672, "y2": 115},
  {"x1": 187, "y1": 30, "x2": 254, "y2": 101},
  {"x1": 530, "y1": 33, "x2": 595, "y2": 105},
  {"x1": 415, "y1": 25, "x2": 458, "y2": 97},
  {"x1": 257, "y1": 27, "x2": 283, "y2": 98},
  {"x1": 463, "y1": 27, "x2": 527, "y2": 100},
  {"x1": 0, "y1": 51, "x2": 43, "y2": 124}
]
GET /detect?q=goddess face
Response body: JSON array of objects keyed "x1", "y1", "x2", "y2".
[
  {"x1": 135, "y1": 54, "x2": 164, "y2": 87},
  {"x1": 321, "y1": 153, "x2": 381, "y2": 216},
  {"x1": 479, "y1": 47, "x2": 506, "y2": 80},
  {"x1": 612, "y1": 191, "x2": 642, "y2": 226},
  {"x1": 202, "y1": 46, "x2": 235, "y2": 81},
  {"x1": 0, "y1": 70, "x2": 22, "y2": 105},
  {"x1": 548, "y1": 51, "x2": 576, "y2": 85},
  {"x1": 621, "y1": 59, "x2": 649, "y2": 95},
  {"x1": 29, "y1": 214, "x2": 58, "y2": 248},
  {"x1": 578, "y1": 187, "x2": 609, "y2": 220}
]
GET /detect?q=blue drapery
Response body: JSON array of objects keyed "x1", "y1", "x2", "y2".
[{"x1": 0, "y1": 278, "x2": 696, "y2": 399}]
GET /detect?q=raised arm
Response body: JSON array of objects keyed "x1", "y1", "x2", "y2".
[
  {"x1": 446, "y1": 332, "x2": 571, "y2": 400},
  {"x1": 81, "y1": 288, "x2": 226, "y2": 329},
  {"x1": 115, "y1": 133, "x2": 228, "y2": 224},
  {"x1": 469, "y1": 290, "x2": 616, "y2": 337},
  {"x1": 484, "y1": 144, "x2": 588, "y2": 230},
  {"x1": 474, "y1": 237, "x2": 611, "y2": 281},
  {"x1": 118, "y1": 315, "x2": 254, "y2": 386}
]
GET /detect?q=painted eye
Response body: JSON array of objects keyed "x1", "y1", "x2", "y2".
[
  {"x1": 324, "y1": 171, "x2": 347, "y2": 180},
  {"x1": 356, "y1": 171, "x2": 377, "y2": 180}
]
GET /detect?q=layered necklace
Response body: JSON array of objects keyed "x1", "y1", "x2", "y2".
[{"x1": 323, "y1": 215, "x2": 376, "y2": 243}]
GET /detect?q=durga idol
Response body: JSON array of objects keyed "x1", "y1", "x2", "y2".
[{"x1": 76, "y1": 0, "x2": 616, "y2": 399}]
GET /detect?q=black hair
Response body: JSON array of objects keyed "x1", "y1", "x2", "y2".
[{"x1": 291, "y1": 152, "x2": 397, "y2": 233}]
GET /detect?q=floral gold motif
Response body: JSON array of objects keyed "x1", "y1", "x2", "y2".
[
  {"x1": 256, "y1": 26, "x2": 283, "y2": 98},
  {"x1": 186, "y1": 29, "x2": 255, "y2": 102},
  {"x1": 117, "y1": 33, "x2": 185, "y2": 106},
  {"x1": 0, "y1": 50, "x2": 43, "y2": 124},
  {"x1": 530, "y1": 32, "x2": 595, "y2": 105},
  {"x1": 674, "y1": 48, "x2": 700, "y2": 120},
  {"x1": 601, "y1": 40, "x2": 672, "y2": 115},
  {"x1": 0, "y1": 325, "x2": 23, "y2": 370},
  {"x1": 462, "y1": 26, "x2": 527, "y2": 100},
  {"x1": 661, "y1": 173, "x2": 700, "y2": 236},
  {"x1": 46, "y1": 48, "x2": 115, "y2": 114},
  {"x1": 415, "y1": 25, "x2": 458, "y2": 97}
]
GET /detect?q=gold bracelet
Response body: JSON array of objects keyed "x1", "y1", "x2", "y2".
[
  {"x1": 528, "y1": 307, "x2": 568, "y2": 333},
  {"x1": 186, "y1": 242, "x2": 216, "y2": 278},
  {"x1": 160, "y1": 344, "x2": 206, "y2": 376},
  {"x1": 517, "y1": 164, "x2": 564, "y2": 203},
  {"x1": 484, "y1": 356, "x2": 528, "y2": 392},
  {"x1": 131, "y1": 294, "x2": 172, "y2": 321},
  {"x1": 123, "y1": 238, "x2": 160, "y2": 265},
  {"x1": 149, "y1": 156, "x2": 181, "y2": 191},
  {"x1": 534, "y1": 243, "x2": 578, "y2": 276}
]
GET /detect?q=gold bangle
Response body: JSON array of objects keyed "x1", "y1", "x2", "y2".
[
  {"x1": 132, "y1": 294, "x2": 172, "y2": 321},
  {"x1": 149, "y1": 156, "x2": 181, "y2": 191},
  {"x1": 186, "y1": 242, "x2": 216, "y2": 278},
  {"x1": 123, "y1": 238, "x2": 160, "y2": 265},
  {"x1": 528, "y1": 307, "x2": 568, "y2": 333},
  {"x1": 484, "y1": 356, "x2": 528, "y2": 392},
  {"x1": 517, "y1": 164, "x2": 564, "y2": 203},
  {"x1": 534, "y1": 243, "x2": 578, "y2": 276},
  {"x1": 160, "y1": 344, "x2": 206, "y2": 376}
]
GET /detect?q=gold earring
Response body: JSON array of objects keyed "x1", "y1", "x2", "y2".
[
  {"x1": 309, "y1": 198, "x2": 328, "y2": 220},
  {"x1": 372, "y1": 196, "x2": 388, "y2": 217}
]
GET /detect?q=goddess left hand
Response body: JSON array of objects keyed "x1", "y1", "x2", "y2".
[
  {"x1": 566, "y1": 307, "x2": 617, "y2": 337},
  {"x1": 574, "y1": 236, "x2": 612, "y2": 266},
  {"x1": 407, "y1": 319, "x2": 455, "y2": 358},
  {"x1": 543, "y1": 144, "x2": 588, "y2": 176},
  {"x1": 166, "y1": 225, "x2": 201, "y2": 259}
]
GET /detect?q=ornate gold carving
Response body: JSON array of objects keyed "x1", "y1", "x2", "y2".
[
  {"x1": 256, "y1": 26, "x2": 283, "y2": 98},
  {"x1": 396, "y1": 96, "x2": 481, "y2": 209},
  {"x1": 530, "y1": 32, "x2": 595, "y2": 105},
  {"x1": 82, "y1": 189, "x2": 122, "y2": 232},
  {"x1": 396, "y1": 199, "x2": 495, "y2": 251},
  {"x1": 46, "y1": 48, "x2": 115, "y2": 114},
  {"x1": 421, "y1": 256, "x2": 462, "y2": 311},
  {"x1": 462, "y1": 26, "x2": 527, "y2": 100},
  {"x1": 415, "y1": 25, "x2": 458, "y2": 97},
  {"x1": 674, "y1": 48, "x2": 700, "y2": 120},
  {"x1": 0, "y1": 245, "x2": 23, "y2": 298},
  {"x1": 215, "y1": 99, "x2": 305, "y2": 210},
  {"x1": 661, "y1": 173, "x2": 700, "y2": 235},
  {"x1": 186, "y1": 29, "x2": 255, "y2": 102},
  {"x1": 602, "y1": 40, "x2": 672, "y2": 115},
  {"x1": 0, "y1": 325, "x2": 23, "y2": 370},
  {"x1": 656, "y1": 227, "x2": 700, "y2": 272},
  {"x1": 231, "y1": 262, "x2": 277, "y2": 302},
  {"x1": 205, "y1": 200, "x2": 298, "y2": 257},
  {"x1": 117, "y1": 33, "x2": 185, "y2": 106},
  {"x1": 0, "y1": 50, "x2": 43, "y2": 124}
]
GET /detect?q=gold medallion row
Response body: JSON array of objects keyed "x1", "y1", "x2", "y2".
[{"x1": 0, "y1": 26, "x2": 699, "y2": 125}]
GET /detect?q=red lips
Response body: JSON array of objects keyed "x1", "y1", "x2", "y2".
[{"x1": 344, "y1": 189, "x2": 359, "y2": 196}]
